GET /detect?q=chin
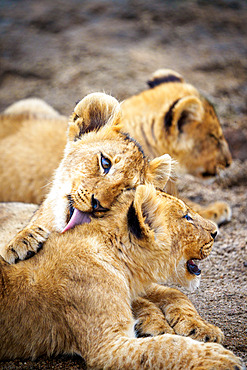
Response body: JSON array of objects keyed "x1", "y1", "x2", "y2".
[
  {"x1": 171, "y1": 258, "x2": 202, "y2": 292},
  {"x1": 184, "y1": 274, "x2": 201, "y2": 292}
]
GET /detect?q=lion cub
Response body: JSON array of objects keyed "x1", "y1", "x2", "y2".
[
  {"x1": 0, "y1": 184, "x2": 243, "y2": 369},
  {"x1": 1, "y1": 92, "x2": 172, "y2": 264},
  {"x1": 0, "y1": 70, "x2": 232, "y2": 226},
  {"x1": 122, "y1": 69, "x2": 232, "y2": 178},
  {"x1": 121, "y1": 68, "x2": 232, "y2": 225}
]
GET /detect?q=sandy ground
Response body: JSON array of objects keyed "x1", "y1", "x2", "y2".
[{"x1": 0, "y1": 0, "x2": 246, "y2": 368}]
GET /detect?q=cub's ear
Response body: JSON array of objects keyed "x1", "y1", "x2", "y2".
[
  {"x1": 147, "y1": 69, "x2": 184, "y2": 88},
  {"x1": 164, "y1": 96, "x2": 204, "y2": 133},
  {"x1": 127, "y1": 185, "x2": 161, "y2": 243},
  {"x1": 146, "y1": 154, "x2": 175, "y2": 190},
  {"x1": 67, "y1": 92, "x2": 122, "y2": 141}
]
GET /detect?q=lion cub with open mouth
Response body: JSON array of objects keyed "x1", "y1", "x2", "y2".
[
  {"x1": 0, "y1": 183, "x2": 243, "y2": 369},
  {"x1": 0, "y1": 93, "x2": 243, "y2": 368}
]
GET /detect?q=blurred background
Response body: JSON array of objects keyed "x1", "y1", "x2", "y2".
[
  {"x1": 0, "y1": 0, "x2": 246, "y2": 160},
  {"x1": 0, "y1": 1, "x2": 246, "y2": 368}
]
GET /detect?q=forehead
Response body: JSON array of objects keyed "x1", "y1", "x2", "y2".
[
  {"x1": 203, "y1": 100, "x2": 222, "y2": 133},
  {"x1": 68, "y1": 135, "x2": 146, "y2": 165},
  {"x1": 159, "y1": 191, "x2": 187, "y2": 213},
  {"x1": 84, "y1": 138, "x2": 141, "y2": 156}
]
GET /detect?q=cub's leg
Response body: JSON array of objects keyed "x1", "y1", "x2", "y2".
[
  {"x1": 80, "y1": 284, "x2": 243, "y2": 369},
  {"x1": 88, "y1": 329, "x2": 243, "y2": 370},
  {"x1": 132, "y1": 283, "x2": 224, "y2": 343},
  {"x1": 132, "y1": 296, "x2": 175, "y2": 337},
  {"x1": 1, "y1": 203, "x2": 51, "y2": 264},
  {"x1": 182, "y1": 198, "x2": 232, "y2": 226}
]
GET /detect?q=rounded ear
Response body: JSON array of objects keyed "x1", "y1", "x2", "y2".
[
  {"x1": 146, "y1": 154, "x2": 175, "y2": 190},
  {"x1": 127, "y1": 185, "x2": 156, "y2": 240},
  {"x1": 147, "y1": 69, "x2": 184, "y2": 88},
  {"x1": 127, "y1": 185, "x2": 163, "y2": 244},
  {"x1": 67, "y1": 92, "x2": 122, "y2": 141},
  {"x1": 164, "y1": 96, "x2": 204, "y2": 133}
]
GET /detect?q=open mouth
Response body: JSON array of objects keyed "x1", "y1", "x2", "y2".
[
  {"x1": 201, "y1": 171, "x2": 216, "y2": 178},
  {"x1": 201, "y1": 165, "x2": 225, "y2": 178},
  {"x1": 187, "y1": 259, "x2": 201, "y2": 276}
]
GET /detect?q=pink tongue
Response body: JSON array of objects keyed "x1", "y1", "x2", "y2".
[{"x1": 62, "y1": 208, "x2": 91, "y2": 233}]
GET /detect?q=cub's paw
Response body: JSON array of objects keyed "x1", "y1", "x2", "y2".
[
  {"x1": 134, "y1": 315, "x2": 174, "y2": 338},
  {"x1": 2, "y1": 226, "x2": 50, "y2": 264},
  {"x1": 196, "y1": 341, "x2": 244, "y2": 369},
  {"x1": 199, "y1": 201, "x2": 232, "y2": 226},
  {"x1": 167, "y1": 313, "x2": 224, "y2": 343},
  {"x1": 132, "y1": 297, "x2": 174, "y2": 337}
]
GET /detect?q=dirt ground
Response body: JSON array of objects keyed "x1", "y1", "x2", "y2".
[{"x1": 0, "y1": 0, "x2": 246, "y2": 368}]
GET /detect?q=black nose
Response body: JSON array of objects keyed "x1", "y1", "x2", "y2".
[
  {"x1": 91, "y1": 195, "x2": 109, "y2": 212},
  {"x1": 211, "y1": 231, "x2": 217, "y2": 240}
]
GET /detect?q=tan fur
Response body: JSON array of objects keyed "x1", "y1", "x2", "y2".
[
  {"x1": 1, "y1": 92, "x2": 172, "y2": 264},
  {"x1": 0, "y1": 171, "x2": 223, "y2": 346},
  {"x1": 2, "y1": 74, "x2": 231, "y2": 178},
  {"x1": 0, "y1": 203, "x2": 38, "y2": 255},
  {"x1": 133, "y1": 284, "x2": 224, "y2": 342},
  {"x1": 0, "y1": 92, "x2": 227, "y2": 358},
  {"x1": 3, "y1": 97, "x2": 62, "y2": 118},
  {"x1": 122, "y1": 68, "x2": 232, "y2": 177},
  {"x1": 121, "y1": 69, "x2": 232, "y2": 224},
  {"x1": 184, "y1": 198, "x2": 232, "y2": 226},
  {"x1": 0, "y1": 184, "x2": 243, "y2": 369},
  {"x1": 0, "y1": 70, "x2": 232, "y2": 226},
  {"x1": 0, "y1": 109, "x2": 67, "y2": 204}
]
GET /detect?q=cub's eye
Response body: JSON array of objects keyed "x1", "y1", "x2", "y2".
[
  {"x1": 183, "y1": 214, "x2": 193, "y2": 222},
  {"x1": 100, "y1": 154, "x2": 111, "y2": 174},
  {"x1": 73, "y1": 113, "x2": 79, "y2": 121},
  {"x1": 209, "y1": 133, "x2": 219, "y2": 142}
]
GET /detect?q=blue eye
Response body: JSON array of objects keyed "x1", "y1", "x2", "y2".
[
  {"x1": 101, "y1": 155, "x2": 111, "y2": 174},
  {"x1": 183, "y1": 214, "x2": 193, "y2": 221}
]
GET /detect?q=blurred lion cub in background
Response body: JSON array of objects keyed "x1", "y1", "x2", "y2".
[{"x1": 0, "y1": 69, "x2": 232, "y2": 226}]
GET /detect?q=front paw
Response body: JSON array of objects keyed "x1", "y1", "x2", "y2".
[
  {"x1": 132, "y1": 296, "x2": 175, "y2": 337},
  {"x1": 2, "y1": 226, "x2": 50, "y2": 264},
  {"x1": 200, "y1": 201, "x2": 232, "y2": 226},
  {"x1": 134, "y1": 315, "x2": 174, "y2": 338},
  {"x1": 168, "y1": 313, "x2": 224, "y2": 343}
]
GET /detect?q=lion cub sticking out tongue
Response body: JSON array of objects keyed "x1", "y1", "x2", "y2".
[
  {"x1": 0, "y1": 93, "x2": 243, "y2": 368},
  {"x1": 2, "y1": 92, "x2": 171, "y2": 264},
  {"x1": 0, "y1": 185, "x2": 243, "y2": 368}
]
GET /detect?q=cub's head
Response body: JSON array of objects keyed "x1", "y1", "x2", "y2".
[
  {"x1": 125, "y1": 184, "x2": 217, "y2": 291},
  {"x1": 147, "y1": 69, "x2": 232, "y2": 178},
  {"x1": 50, "y1": 92, "x2": 172, "y2": 232}
]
